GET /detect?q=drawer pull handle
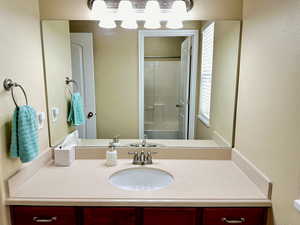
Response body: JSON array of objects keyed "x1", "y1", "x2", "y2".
[
  {"x1": 33, "y1": 217, "x2": 57, "y2": 223},
  {"x1": 222, "y1": 217, "x2": 246, "y2": 224}
]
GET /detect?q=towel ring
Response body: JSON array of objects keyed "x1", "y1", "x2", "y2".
[
  {"x1": 66, "y1": 77, "x2": 79, "y2": 89},
  {"x1": 3, "y1": 78, "x2": 28, "y2": 107}
]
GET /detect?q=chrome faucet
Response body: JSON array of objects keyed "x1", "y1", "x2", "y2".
[
  {"x1": 112, "y1": 135, "x2": 120, "y2": 145},
  {"x1": 128, "y1": 150, "x2": 157, "y2": 165},
  {"x1": 141, "y1": 135, "x2": 147, "y2": 147}
]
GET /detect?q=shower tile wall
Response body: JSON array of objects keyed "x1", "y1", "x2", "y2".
[{"x1": 144, "y1": 61, "x2": 180, "y2": 133}]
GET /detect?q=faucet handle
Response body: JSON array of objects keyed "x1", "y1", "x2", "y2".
[
  {"x1": 113, "y1": 135, "x2": 120, "y2": 143},
  {"x1": 145, "y1": 151, "x2": 157, "y2": 164},
  {"x1": 145, "y1": 152, "x2": 152, "y2": 164},
  {"x1": 128, "y1": 151, "x2": 140, "y2": 164}
]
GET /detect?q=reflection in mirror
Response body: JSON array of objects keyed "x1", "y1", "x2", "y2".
[
  {"x1": 41, "y1": 20, "x2": 75, "y2": 146},
  {"x1": 142, "y1": 33, "x2": 197, "y2": 140},
  {"x1": 41, "y1": 20, "x2": 241, "y2": 147}
]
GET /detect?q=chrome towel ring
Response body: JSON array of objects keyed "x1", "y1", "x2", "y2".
[
  {"x1": 65, "y1": 77, "x2": 79, "y2": 89},
  {"x1": 65, "y1": 77, "x2": 79, "y2": 95},
  {"x1": 3, "y1": 78, "x2": 28, "y2": 107}
]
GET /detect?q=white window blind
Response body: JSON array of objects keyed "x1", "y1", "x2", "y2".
[{"x1": 199, "y1": 22, "x2": 215, "y2": 126}]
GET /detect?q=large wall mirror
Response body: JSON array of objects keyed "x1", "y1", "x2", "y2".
[{"x1": 41, "y1": 20, "x2": 241, "y2": 147}]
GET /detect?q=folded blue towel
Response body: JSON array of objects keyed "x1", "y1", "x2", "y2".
[
  {"x1": 10, "y1": 106, "x2": 39, "y2": 163},
  {"x1": 67, "y1": 92, "x2": 85, "y2": 126}
]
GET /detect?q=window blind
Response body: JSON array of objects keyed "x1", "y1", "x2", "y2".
[{"x1": 199, "y1": 22, "x2": 215, "y2": 126}]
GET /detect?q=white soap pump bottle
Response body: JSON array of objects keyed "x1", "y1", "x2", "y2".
[{"x1": 106, "y1": 142, "x2": 118, "y2": 167}]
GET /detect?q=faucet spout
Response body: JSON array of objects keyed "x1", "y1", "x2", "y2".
[{"x1": 140, "y1": 150, "x2": 146, "y2": 165}]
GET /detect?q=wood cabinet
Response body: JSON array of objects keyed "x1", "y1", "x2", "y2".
[
  {"x1": 83, "y1": 207, "x2": 137, "y2": 225},
  {"x1": 143, "y1": 208, "x2": 198, "y2": 225},
  {"x1": 203, "y1": 208, "x2": 266, "y2": 225},
  {"x1": 11, "y1": 206, "x2": 77, "y2": 225},
  {"x1": 10, "y1": 206, "x2": 267, "y2": 225}
]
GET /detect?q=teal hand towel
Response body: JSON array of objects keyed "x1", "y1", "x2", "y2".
[
  {"x1": 68, "y1": 92, "x2": 85, "y2": 126},
  {"x1": 10, "y1": 106, "x2": 39, "y2": 163}
]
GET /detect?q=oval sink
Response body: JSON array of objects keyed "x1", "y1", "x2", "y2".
[{"x1": 109, "y1": 168, "x2": 174, "y2": 191}]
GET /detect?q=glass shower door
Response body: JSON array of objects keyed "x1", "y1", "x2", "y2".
[{"x1": 144, "y1": 61, "x2": 181, "y2": 139}]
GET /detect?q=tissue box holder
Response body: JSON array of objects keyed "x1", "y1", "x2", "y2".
[{"x1": 54, "y1": 146, "x2": 75, "y2": 167}]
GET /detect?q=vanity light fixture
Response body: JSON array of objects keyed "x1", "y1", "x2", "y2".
[
  {"x1": 166, "y1": 0, "x2": 187, "y2": 29},
  {"x1": 98, "y1": 19, "x2": 116, "y2": 29},
  {"x1": 92, "y1": 0, "x2": 117, "y2": 28},
  {"x1": 166, "y1": 17, "x2": 183, "y2": 29},
  {"x1": 171, "y1": 0, "x2": 188, "y2": 18},
  {"x1": 144, "y1": 0, "x2": 161, "y2": 29},
  {"x1": 88, "y1": 0, "x2": 193, "y2": 29},
  {"x1": 91, "y1": 0, "x2": 106, "y2": 19},
  {"x1": 118, "y1": 0, "x2": 138, "y2": 29}
]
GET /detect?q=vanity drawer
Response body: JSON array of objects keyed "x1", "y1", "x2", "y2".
[
  {"x1": 143, "y1": 208, "x2": 198, "y2": 225},
  {"x1": 203, "y1": 208, "x2": 266, "y2": 225},
  {"x1": 83, "y1": 207, "x2": 137, "y2": 225},
  {"x1": 11, "y1": 206, "x2": 77, "y2": 225}
]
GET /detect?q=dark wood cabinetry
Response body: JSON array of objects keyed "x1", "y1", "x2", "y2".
[
  {"x1": 84, "y1": 207, "x2": 137, "y2": 225},
  {"x1": 203, "y1": 208, "x2": 266, "y2": 225},
  {"x1": 11, "y1": 206, "x2": 267, "y2": 225},
  {"x1": 11, "y1": 206, "x2": 77, "y2": 225},
  {"x1": 144, "y1": 208, "x2": 198, "y2": 225}
]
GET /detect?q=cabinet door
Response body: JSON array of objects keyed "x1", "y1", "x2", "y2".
[
  {"x1": 11, "y1": 206, "x2": 77, "y2": 225},
  {"x1": 83, "y1": 208, "x2": 137, "y2": 225},
  {"x1": 143, "y1": 208, "x2": 198, "y2": 225},
  {"x1": 203, "y1": 208, "x2": 266, "y2": 225}
]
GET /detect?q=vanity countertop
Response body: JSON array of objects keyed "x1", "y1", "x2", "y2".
[{"x1": 6, "y1": 159, "x2": 271, "y2": 207}]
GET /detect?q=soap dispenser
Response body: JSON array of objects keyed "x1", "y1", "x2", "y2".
[{"x1": 106, "y1": 142, "x2": 118, "y2": 167}]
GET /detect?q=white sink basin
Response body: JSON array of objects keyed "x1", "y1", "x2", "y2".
[{"x1": 109, "y1": 168, "x2": 174, "y2": 191}]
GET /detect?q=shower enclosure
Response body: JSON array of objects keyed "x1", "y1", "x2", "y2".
[
  {"x1": 144, "y1": 60, "x2": 181, "y2": 139},
  {"x1": 140, "y1": 32, "x2": 196, "y2": 140}
]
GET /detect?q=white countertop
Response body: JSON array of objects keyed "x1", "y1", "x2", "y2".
[{"x1": 6, "y1": 159, "x2": 271, "y2": 207}]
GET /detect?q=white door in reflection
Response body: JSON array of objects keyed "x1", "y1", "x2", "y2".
[
  {"x1": 70, "y1": 33, "x2": 97, "y2": 139},
  {"x1": 178, "y1": 37, "x2": 192, "y2": 139}
]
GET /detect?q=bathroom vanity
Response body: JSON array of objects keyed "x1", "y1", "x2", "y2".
[{"x1": 6, "y1": 148, "x2": 272, "y2": 225}]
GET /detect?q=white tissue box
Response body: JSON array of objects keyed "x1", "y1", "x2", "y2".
[{"x1": 54, "y1": 146, "x2": 75, "y2": 167}]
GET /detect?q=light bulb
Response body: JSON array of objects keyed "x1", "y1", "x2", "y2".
[
  {"x1": 144, "y1": 0, "x2": 161, "y2": 29},
  {"x1": 118, "y1": 0, "x2": 137, "y2": 29},
  {"x1": 166, "y1": 18, "x2": 183, "y2": 29},
  {"x1": 118, "y1": 0, "x2": 134, "y2": 19},
  {"x1": 91, "y1": 0, "x2": 107, "y2": 20},
  {"x1": 98, "y1": 19, "x2": 116, "y2": 29},
  {"x1": 121, "y1": 19, "x2": 138, "y2": 29},
  {"x1": 145, "y1": 0, "x2": 161, "y2": 18},
  {"x1": 144, "y1": 20, "x2": 161, "y2": 29},
  {"x1": 171, "y1": 0, "x2": 188, "y2": 19},
  {"x1": 166, "y1": 0, "x2": 186, "y2": 29}
]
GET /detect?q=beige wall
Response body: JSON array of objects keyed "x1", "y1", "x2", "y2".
[
  {"x1": 145, "y1": 37, "x2": 184, "y2": 59},
  {"x1": 0, "y1": 0, "x2": 49, "y2": 224},
  {"x1": 70, "y1": 21, "x2": 201, "y2": 139},
  {"x1": 39, "y1": 0, "x2": 242, "y2": 21},
  {"x1": 196, "y1": 21, "x2": 241, "y2": 145},
  {"x1": 41, "y1": 20, "x2": 74, "y2": 146},
  {"x1": 235, "y1": 0, "x2": 300, "y2": 224}
]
